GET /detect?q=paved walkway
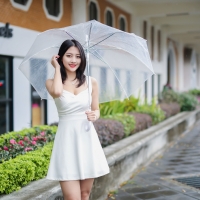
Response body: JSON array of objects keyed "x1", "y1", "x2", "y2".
[{"x1": 107, "y1": 121, "x2": 200, "y2": 200}]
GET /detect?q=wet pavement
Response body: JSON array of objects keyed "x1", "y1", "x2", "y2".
[{"x1": 107, "y1": 121, "x2": 200, "y2": 200}]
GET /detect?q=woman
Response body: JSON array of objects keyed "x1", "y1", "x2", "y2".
[{"x1": 45, "y1": 39, "x2": 110, "y2": 200}]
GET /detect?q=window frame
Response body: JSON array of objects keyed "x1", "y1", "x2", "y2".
[
  {"x1": 43, "y1": 0, "x2": 63, "y2": 22},
  {"x1": 10, "y1": 0, "x2": 32, "y2": 11}
]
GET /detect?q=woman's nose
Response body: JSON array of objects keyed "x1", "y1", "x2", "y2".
[{"x1": 71, "y1": 56, "x2": 77, "y2": 62}]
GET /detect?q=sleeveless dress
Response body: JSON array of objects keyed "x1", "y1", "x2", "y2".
[{"x1": 46, "y1": 76, "x2": 110, "y2": 180}]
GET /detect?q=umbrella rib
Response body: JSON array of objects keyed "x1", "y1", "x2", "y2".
[
  {"x1": 89, "y1": 48, "x2": 129, "y2": 99},
  {"x1": 65, "y1": 31, "x2": 76, "y2": 40},
  {"x1": 89, "y1": 32, "x2": 117, "y2": 49},
  {"x1": 19, "y1": 45, "x2": 60, "y2": 66},
  {"x1": 90, "y1": 43, "x2": 155, "y2": 74}
]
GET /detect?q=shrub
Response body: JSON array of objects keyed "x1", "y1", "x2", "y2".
[
  {"x1": 179, "y1": 92, "x2": 198, "y2": 111},
  {"x1": 135, "y1": 99, "x2": 165, "y2": 125},
  {"x1": 99, "y1": 100, "x2": 125, "y2": 117},
  {"x1": 0, "y1": 143, "x2": 53, "y2": 194},
  {"x1": 0, "y1": 126, "x2": 56, "y2": 163},
  {"x1": 93, "y1": 119, "x2": 124, "y2": 147},
  {"x1": 123, "y1": 96, "x2": 140, "y2": 112},
  {"x1": 159, "y1": 102, "x2": 180, "y2": 118},
  {"x1": 188, "y1": 89, "x2": 200, "y2": 96},
  {"x1": 162, "y1": 89, "x2": 180, "y2": 103},
  {"x1": 128, "y1": 112, "x2": 152, "y2": 133},
  {"x1": 102, "y1": 113, "x2": 135, "y2": 137}
]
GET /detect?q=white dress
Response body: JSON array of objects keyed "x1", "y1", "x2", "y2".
[{"x1": 46, "y1": 76, "x2": 110, "y2": 180}]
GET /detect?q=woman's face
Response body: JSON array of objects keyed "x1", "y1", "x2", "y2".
[{"x1": 62, "y1": 46, "x2": 81, "y2": 72}]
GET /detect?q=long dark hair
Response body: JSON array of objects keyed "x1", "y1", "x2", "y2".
[{"x1": 57, "y1": 39, "x2": 86, "y2": 87}]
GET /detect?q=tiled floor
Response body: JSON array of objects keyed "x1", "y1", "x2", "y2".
[{"x1": 107, "y1": 122, "x2": 200, "y2": 200}]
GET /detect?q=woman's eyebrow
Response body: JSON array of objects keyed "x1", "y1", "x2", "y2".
[{"x1": 66, "y1": 53, "x2": 80, "y2": 55}]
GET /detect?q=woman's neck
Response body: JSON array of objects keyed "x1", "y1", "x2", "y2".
[{"x1": 66, "y1": 70, "x2": 76, "y2": 81}]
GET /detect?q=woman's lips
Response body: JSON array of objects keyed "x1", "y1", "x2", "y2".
[{"x1": 69, "y1": 64, "x2": 76, "y2": 68}]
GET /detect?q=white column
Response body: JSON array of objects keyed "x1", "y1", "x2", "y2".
[
  {"x1": 13, "y1": 57, "x2": 31, "y2": 131},
  {"x1": 72, "y1": 0, "x2": 87, "y2": 25}
]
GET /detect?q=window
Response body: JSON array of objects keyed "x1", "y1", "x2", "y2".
[
  {"x1": 89, "y1": 1, "x2": 98, "y2": 20},
  {"x1": 157, "y1": 74, "x2": 161, "y2": 100},
  {"x1": 126, "y1": 70, "x2": 131, "y2": 94},
  {"x1": 119, "y1": 17, "x2": 126, "y2": 31},
  {"x1": 10, "y1": 0, "x2": 32, "y2": 11},
  {"x1": 151, "y1": 26, "x2": 154, "y2": 60},
  {"x1": 144, "y1": 73, "x2": 148, "y2": 102},
  {"x1": 0, "y1": 56, "x2": 13, "y2": 134},
  {"x1": 143, "y1": 21, "x2": 147, "y2": 39},
  {"x1": 14, "y1": 0, "x2": 28, "y2": 5},
  {"x1": 152, "y1": 74, "x2": 154, "y2": 98},
  {"x1": 157, "y1": 30, "x2": 161, "y2": 61},
  {"x1": 115, "y1": 69, "x2": 120, "y2": 95},
  {"x1": 106, "y1": 10, "x2": 113, "y2": 27},
  {"x1": 30, "y1": 59, "x2": 47, "y2": 126},
  {"x1": 43, "y1": 0, "x2": 63, "y2": 21},
  {"x1": 100, "y1": 67, "x2": 107, "y2": 92},
  {"x1": 45, "y1": 0, "x2": 60, "y2": 17}
]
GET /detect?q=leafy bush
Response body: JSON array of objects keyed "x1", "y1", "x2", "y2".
[
  {"x1": 0, "y1": 126, "x2": 56, "y2": 163},
  {"x1": 188, "y1": 89, "x2": 200, "y2": 96},
  {"x1": 0, "y1": 143, "x2": 53, "y2": 194},
  {"x1": 128, "y1": 112, "x2": 152, "y2": 133},
  {"x1": 179, "y1": 92, "x2": 198, "y2": 111},
  {"x1": 162, "y1": 89, "x2": 180, "y2": 103},
  {"x1": 123, "y1": 96, "x2": 140, "y2": 112},
  {"x1": 93, "y1": 119, "x2": 124, "y2": 147},
  {"x1": 135, "y1": 99, "x2": 165, "y2": 125},
  {"x1": 102, "y1": 113, "x2": 135, "y2": 137},
  {"x1": 99, "y1": 96, "x2": 140, "y2": 117},
  {"x1": 99, "y1": 100, "x2": 125, "y2": 117}
]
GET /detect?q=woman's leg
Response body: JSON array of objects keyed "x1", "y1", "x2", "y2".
[
  {"x1": 80, "y1": 178, "x2": 94, "y2": 200},
  {"x1": 60, "y1": 180, "x2": 81, "y2": 200}
]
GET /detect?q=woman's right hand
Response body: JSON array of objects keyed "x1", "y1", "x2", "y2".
[{"x1": 51, "y1": 55, "x2": 60, "y2": 68}]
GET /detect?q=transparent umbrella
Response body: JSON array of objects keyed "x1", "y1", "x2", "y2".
[{"x1": 19, "y1": 20, "x2": 154, "y2": 104}]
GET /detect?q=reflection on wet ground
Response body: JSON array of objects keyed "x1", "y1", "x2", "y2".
[{"x1": 107, "y1": 122, "x2": 200, "y2": 200}]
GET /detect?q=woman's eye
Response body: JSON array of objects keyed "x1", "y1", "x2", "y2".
[
  {"x1": 66, "y1": 55, "x2": 71, "y2": 57},
  {"x1": 77, "y1": 56, "x2": 80, "y2": 58}
]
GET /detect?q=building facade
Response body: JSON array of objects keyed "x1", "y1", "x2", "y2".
[{"x1": 0, "y1": 0, "x2": 199, "y2": 134}]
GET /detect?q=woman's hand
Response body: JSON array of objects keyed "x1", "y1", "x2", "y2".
[
  {"x1": 85, "y1": 110, "x2": 97, "y2": 122},
  {"x1": 51, "y1": 55, "x2": 60, "y2": 68}
]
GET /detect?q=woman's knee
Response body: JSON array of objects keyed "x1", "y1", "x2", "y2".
[{"x1": 81, "y1": 190, "x2": 90, "y2": 200}]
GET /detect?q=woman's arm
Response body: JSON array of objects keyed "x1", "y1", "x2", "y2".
[
  {"x1": 46, "y1": 55, "x2": 63, "y2": 98},
  {"x1": 85, "y1": 77, "x2": 100, "y2": 122}
]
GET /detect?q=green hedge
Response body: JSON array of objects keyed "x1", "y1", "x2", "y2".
[
  {"x1": 103, "y1": 113, "x2": 135, "y2": 137},
  {"x1": 0, "y1": 142, "x2": 53, "y2": 194}
]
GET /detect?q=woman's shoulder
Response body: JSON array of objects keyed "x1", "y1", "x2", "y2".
[
  {"x1": 89, "y1": 76, "x2": 97, "y2": 84},
  {"x1": 89, "y1": 76, "x2": 98, "y2": 89}
]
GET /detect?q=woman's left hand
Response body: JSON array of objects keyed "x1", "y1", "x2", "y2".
[{"x1": 85, "y1": 110, "x2": 97, "y2": 122}]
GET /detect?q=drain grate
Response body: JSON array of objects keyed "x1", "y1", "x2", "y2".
[{"x1": 174, "y1": 176, "x2": 200, "y2": 189}]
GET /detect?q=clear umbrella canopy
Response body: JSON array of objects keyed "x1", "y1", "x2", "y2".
[{"x1": 19, "y1": 20, "x2": 154, "y2": 103}]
